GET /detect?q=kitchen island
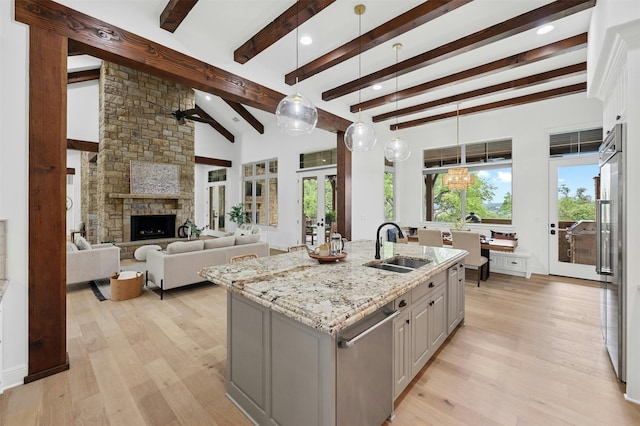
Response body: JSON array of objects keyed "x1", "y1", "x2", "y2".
[{"x1": 199, "y1": 240, "x2": 467, "y2": 426}]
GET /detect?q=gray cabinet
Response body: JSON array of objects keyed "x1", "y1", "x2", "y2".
[
  {"x1": 447, "y1": 262, "x2": 465, "y2": 334},
  {"x1": 393, "y1": 269, "x2": 454, "y2": 399}
]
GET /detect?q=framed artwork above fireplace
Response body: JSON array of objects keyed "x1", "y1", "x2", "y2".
[{"x1": 130, "y1": 161, "x2": 179, "y2": 195}]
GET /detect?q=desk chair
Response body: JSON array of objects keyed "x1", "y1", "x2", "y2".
[
  {"x1": 230, "y1": 253, "x2": 258, "y2": 264},
  {"x1": 417, "y1": 229, "x2": 443, "y2": 247},
  {"x1": 451, "y1": 231, "x2": 488, "y2": 287}
]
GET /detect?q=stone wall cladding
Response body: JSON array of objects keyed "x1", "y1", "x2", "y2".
[{"x1": 98, "y1": 62, "x2": 195, "y2": 243}]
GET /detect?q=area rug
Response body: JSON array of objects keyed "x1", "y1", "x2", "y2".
[{"x1": 90, "y1": 278, "x2": 111, "y2": 301}]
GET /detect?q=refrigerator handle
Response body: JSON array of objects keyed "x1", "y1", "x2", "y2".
[{"x1": 596, "y1": 199, "x2": 612, "y2": 276}]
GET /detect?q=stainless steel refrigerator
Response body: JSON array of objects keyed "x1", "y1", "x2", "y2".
[{"x1": 596, "y1": 122, "x2": 626, "y2": 382}]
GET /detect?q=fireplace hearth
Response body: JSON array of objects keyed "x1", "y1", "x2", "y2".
[{"x1": 131, "y1": 214, "x2": 176, "y2": 241}]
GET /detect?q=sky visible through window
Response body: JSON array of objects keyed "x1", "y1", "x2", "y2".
[
  {"x1": 476, "y1": 169, "x2": 512, "y2": 203},
  {"x1": 558, "y1": 164, "x2": 599, "y2": 199}
]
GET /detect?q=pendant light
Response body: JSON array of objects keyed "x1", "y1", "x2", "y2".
[
  {"x1": 442, "y1": 104, "x2": 474, "y2": 189},
  {"x1": 384, "y1": 43, "x2": 410, "y2": 162},
  {"x1": 276, "y1": 1, "x2": 318, "y2": 136},
  {"x1": 344, "y1": 4, "x2": 376, "y2": 152}
]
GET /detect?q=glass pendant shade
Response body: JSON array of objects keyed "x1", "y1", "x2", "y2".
[
  {"x1": 443, "y1": 167, "x2": 475, "y2": 190},
  {"x1": 276, "y1": 92, "x2": 318, "y2": 136},
  {"x1": 384, "y1": 135, "x2": 411, "y2": 162},
  {"x1": 345, "y1": 120, "x2": 377, "y2": 151}
]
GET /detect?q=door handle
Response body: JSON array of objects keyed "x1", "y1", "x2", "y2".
[
  {"x1": 338, "y1": 310, "x2": 400, "y2": 348},
  {"x1": 550, "y1": 230, "x2": 556, "y2": 235}
]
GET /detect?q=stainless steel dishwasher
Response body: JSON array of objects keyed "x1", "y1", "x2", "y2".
[{"x1": 336, "y1": 304, "x2": 399, "y2": 426}]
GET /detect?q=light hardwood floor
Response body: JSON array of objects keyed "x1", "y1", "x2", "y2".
[{"x1": 2, "y1": 272, "x2": 640, "y2": 425}]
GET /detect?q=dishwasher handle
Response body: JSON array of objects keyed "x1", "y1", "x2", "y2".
[{"x1": 338, "y1": 310, "x2": 400, "y2": 349}]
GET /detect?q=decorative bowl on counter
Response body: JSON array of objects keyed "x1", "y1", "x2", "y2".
[{"x1": 308, "y1": 251, "x2": 348, "y2": 263}]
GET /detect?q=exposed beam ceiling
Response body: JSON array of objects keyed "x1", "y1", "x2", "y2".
[
  {"x1": 160, "y1": 0, "x2": 199, "y2": 33},
  {"x1": 285, "y1": 0, "x2": 472, "y2": 85},
  {"x1": 66, "y1": 138, "x2": 98, "y2": 152},
  {"x1": 194, "y1": 104, "x2": 235, "y2": 142},
  {"x1": 18, "y1": 0, "x2": 350, "y2": 133},
  {"x1": 195, "y1": 156, "x2": 232, "y2": 168},
  {"x1": 234, "y1": 0, "x2": 336, "y2": 64},
  {"x1": 67, "y1": 68, "x2": 100, "y2": 84},
  {"x1": 353, "y1": 33, "x2": 588, "y2": 113},
  {"x1": 392, "y1": 82, "x2": 587, "y2": 130},
  {"x1": 323, "y1": 0, "x2": 595, "y2": 101}
]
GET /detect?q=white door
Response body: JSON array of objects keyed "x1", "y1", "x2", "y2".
[
  {"x1": 548, "y1": 156, "x2": 599, "y2": 280},
  {"x1": 298, "y1": 168, "x2": 337, "y2": 246},
  {"x1": 206, "y1": 182, "x2": 226, "y2": 232}
]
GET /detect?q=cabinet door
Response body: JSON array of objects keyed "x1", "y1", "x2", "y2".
[
  {"x1": 393, "y1": 311, "x2": 411, "y2": 398},
  {"x1": 429, "y1": 286, "x2": 448, "y2": 353},
  {"x1": 447, "y1": 266, "x2": 459, "y2": 334},
  {"x1": 411, "y1": 297, "x2": 430, "y2": 376}
]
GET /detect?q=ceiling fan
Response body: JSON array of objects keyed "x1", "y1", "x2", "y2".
[{"x1": 166, "y1": 84, "x2": 218, "y2": 126}]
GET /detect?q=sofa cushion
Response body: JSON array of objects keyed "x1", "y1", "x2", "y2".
[
  {"x1": 74, "y1": 235, "x2": 92, "y2": 250},
  {"x1": 234, "y1": 228, "x2": 251, "y2": 237},
  {"x1": 166, "y1": 240, "x2": 204, "y2": 254},
  {"x1": 66, "y1": 241, "x2": 79, "y2": 252},
  {"x1": 235, "y1": 233, "x2": 260, "y2": 245},
  {"x1": 204, "y1": 236, "x2": 235, "y2": 249}
]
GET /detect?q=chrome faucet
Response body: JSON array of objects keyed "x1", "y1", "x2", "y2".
[{"x1": 375, "y1": 222, "x2": 405, "y2": 259}]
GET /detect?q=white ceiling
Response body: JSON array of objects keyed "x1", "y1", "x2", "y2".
[{"x1": 65, "y1": 0, "x2": 593, "y2": 138}]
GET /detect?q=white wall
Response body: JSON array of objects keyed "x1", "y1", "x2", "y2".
[{"x1": 0, "y1": 1, "x2": 29, "y2": 391}]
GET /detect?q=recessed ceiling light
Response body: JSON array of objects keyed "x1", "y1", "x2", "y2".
[
  {"x1": 537, "y1": 24, "x2": 554, "y2": 35},
  {"x1": 372, "y1": 84, "x2": 382, "y2": 91},
  {"x1": 300, "y1": 35, "x2": 313, "y2": 46},
  {"x1": 205, "y1": 95, "x2": 212, "y2": 101}
]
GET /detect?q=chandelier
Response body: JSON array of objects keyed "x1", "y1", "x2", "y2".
[
  {"x1": 384, "y1": 43, "x2": 410, "y2": 162},
  {"x1": 344, "y1": 4, "x2": 377, "y2": 152},
  {"x1": 443, "y1": 105, "x2": 474, "y2": 189},
  {"x1": 275, "y1": 1, "x2": 318, "y2": 136}
]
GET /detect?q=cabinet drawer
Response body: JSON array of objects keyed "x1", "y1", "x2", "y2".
[
  {"x1": 412, "y1": 271, "x2": 446, "y2": 302},
  {"x1": 504, "y1": 257, "x2": 526, "y2": 271}
]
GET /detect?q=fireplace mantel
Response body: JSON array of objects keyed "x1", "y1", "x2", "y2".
[{"x1": 109, "y1": 193, "x2": 190, "y2": 200}]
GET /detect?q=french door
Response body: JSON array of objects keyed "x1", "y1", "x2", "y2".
[
  {"x1": 298, "y1": 168, "x2": 337, "y2": 246},
  {"x1": 206, "y1": 182, "x2": 226, "y2": 232},
  {"x1": 548, "y1": 156, "x2": 599, "y2": 280}
]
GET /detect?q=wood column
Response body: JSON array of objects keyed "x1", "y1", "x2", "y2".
[
  {"x1": 336, "y1": 131, "x2": 352, "y2": 240},
  {"x1": 26, "y1": 27, "x2": 69, "y2": 383}
]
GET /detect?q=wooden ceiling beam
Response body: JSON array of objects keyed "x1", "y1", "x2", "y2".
[
  {"x1": 67, "y1": 68, "x2": 100, "y2": 84},
  {"x1": 16, "y1": 0, "x2": 350, "y2": 133},
  {"x1": 374, "y1": 62, "x2": 587, "y2": 122},
  {"x1": 285, "y1": 0, "x2": 472, "y2": 85},
  {"x1": 194, "y1": 104, "x2": 235, "y2": 143},
  {"x1": 234, "y1": 0, "x2": 336, "y2": 64},
  {"x1": 354, "y1": 33, "x2": 588, "y2": 112},
  {"x1": 67, "y1": 138, "x2": 99, "y2": 152},
  {"x1": 195, "y1": 156, "x2": 232, "y2": 168},
  {"x1": 223, "y1": 99, "x2": 265, "y2": 134},
  {"x1": 160, "y1": 0, "x2": 199, "y2": 33},
  {"x1": 323, "y1": 0, "x2": 595, "y2": 101},
  {"x1": 392, "y1": 82, "x2": 587, "y2": 130}
]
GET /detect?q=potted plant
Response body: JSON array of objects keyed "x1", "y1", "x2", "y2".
[{"x1": 228, "y1": 203, "x2": 245, "y2": 226}]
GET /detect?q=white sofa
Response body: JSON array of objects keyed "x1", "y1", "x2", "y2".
[
  {"x1": 146, "y1": 235, "x2": 269, "y2": 299},
  {"x1": 66, "y1": 242, "x2": 121, "y2": 285}
]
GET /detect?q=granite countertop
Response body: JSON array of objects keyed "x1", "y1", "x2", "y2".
[
  {"x1": 0, "y1": 279, "x2": 7, "y2": 303},
  {"x1": 199, "y1": 240, "x2": 467, "y2": 336}
]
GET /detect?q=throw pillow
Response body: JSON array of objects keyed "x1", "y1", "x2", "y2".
[
  {"x1": 134, "y1": 244, "x2": 162, "y2": 261},
  {"x1": 166, "y1": 240, "x2": 204, "y2": 254},
  {"x1": 74, "y1": 235, "x2": 92, "y2": 250},
  {"x1": 235, "y1": 233, "x2": 260, "y2": 245},
  {"x1": 234, "y1": 228, "x2": 250, "y2": 237},
  {"x1": 204, "y1": 235, "x2": 236, "y2": 249},
  {"x1": 66, "y1": 241, "x2": 79, "y2": 252},
  {"x1": 491, "y1": 230, "x2": 517, "y2": 240}
]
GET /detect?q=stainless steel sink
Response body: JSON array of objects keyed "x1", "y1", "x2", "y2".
[{"x1": 364, "y1": 256, "x2": 431, "y2": 273}]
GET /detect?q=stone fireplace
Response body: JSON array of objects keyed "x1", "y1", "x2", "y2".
[{"x1": 83, "y1": 61, "x2": 196, "y2": 244}]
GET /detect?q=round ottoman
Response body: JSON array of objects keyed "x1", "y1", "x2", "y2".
[{"x1": 134, "y1": 244, "x2": 161, "y2": 261}]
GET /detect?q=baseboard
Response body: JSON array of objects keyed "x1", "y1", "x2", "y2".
[
  {"x1": 1, "y1": 363, "x2": 28, "y2": 393},
  {"x1": 624, "y1": 393, "x2": 640, "y2": 406}
]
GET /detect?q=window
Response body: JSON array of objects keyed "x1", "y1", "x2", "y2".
[
  {"x1": 207, "y1": 169, "x2": 226, "y2": 183},
  {"x1": 423, "y1": 140, "x2": 512, "y2": 224},
  {"x1": 550, "y1": 127, "x2": 602, "y2": 157},
  {"x1": 243, "y1": 159, "x2": 278, "y2": 226},
  {"x1": 384, "y1": 159, "x2": 395, "y2": 221},
  {"x1": 300, "y1": 148, "x2": 337, "y2": 169}
]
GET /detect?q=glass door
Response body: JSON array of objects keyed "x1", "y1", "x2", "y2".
[
  {"x1": 548, "y1": 156, "x2": 599, "y2": 280},
  {"x1": 298, "y1": 168, "x2": 337, "y2": 246},
  {"x1": 207, "y1": 183, "x2": 226, "y2": 232}
]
